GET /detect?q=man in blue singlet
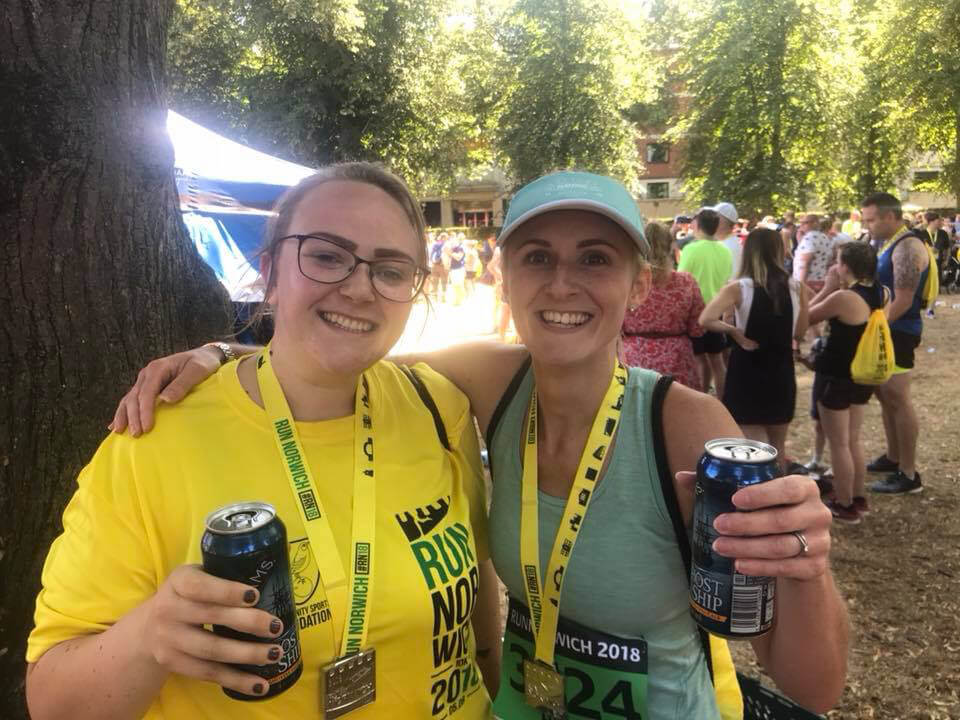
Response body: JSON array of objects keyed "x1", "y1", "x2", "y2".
[{"x1": 860, "y1": 192, "x2": 929, "y2": 494}]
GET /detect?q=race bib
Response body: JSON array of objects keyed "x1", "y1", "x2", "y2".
[{"x1": 495, "y1": 597, "x2": 649, "y2": 719}]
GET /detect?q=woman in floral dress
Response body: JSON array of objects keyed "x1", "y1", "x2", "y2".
[{"x1": 622, "y1": 222, "x2": 705, "y2": 389}]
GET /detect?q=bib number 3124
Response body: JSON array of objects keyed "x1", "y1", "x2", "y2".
[{"x1": 507, "y1": 641, "x2": 645, "y2": 719}]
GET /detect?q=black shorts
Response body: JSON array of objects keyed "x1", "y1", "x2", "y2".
[
  {"x1": 810, "y1": 373, "x2": 873, "y2": 419},
  {"x1": 890, "y1": 329, "x2": 921, "y2": 370},
  {"x1": 692, "y1": 331, "x2": 727, "y2": 355}
]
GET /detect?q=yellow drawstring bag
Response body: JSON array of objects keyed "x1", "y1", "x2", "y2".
[
  {"x1": 921, "y1": 245, "x2": 939, "y2": 309},
  {"x1": 850, "y1": 307, "x2": 894, "y2": 385}
]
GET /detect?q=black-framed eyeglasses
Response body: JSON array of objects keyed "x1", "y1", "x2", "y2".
[{"x1": 281, "y1": 234, "x2": 430, "y2": 303}]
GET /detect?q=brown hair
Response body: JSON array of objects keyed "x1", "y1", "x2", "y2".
[
  {"x1": 739, "y1": 227, "x2": 790, "y2": 314},
  {"x1": 244, "y1": 162, "x2": 427, "y2": 333},
  {"x1": 837, "y1": 241, "x2": 877, "y2": 281},
  {"x1": 861, "y1": 192, "x2": 903, "y2": 220},
  {"x1": 643, "y1": 221, "x2": 674, "y2": 279}
]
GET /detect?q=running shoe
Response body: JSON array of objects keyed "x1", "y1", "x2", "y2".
[
  {"x1": 852, "y1": 496, "x2": 870, "y2": 516},
  {"x1": 826, "y1": 499, "x2": 861, "y2": 524},
  {"x1": 866, "y1": 454, "x2": 899, "y2": 474},
  {"x1": 869, "y1": 470, "x2": 923, "y2": 494}
]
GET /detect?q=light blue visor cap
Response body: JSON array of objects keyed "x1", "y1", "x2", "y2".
[{"x1": 497, "y1": 171, "x2": 648, "y2": 256}]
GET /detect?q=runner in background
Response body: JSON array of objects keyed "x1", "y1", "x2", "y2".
[
  {"x1": 463, "y1": 239, "x2": 481, "y2": 296},
  {"x1": 428, "y1": 231, "x2": 449, "y2": 300},
  {"x1": 841, "y1": 210, "x2": 862, "y2": 240},
  {"x1": 621, "y1": 221, "x2": 706, "y2": 390},
  {"x1": 447, "y1": 234, "x2": 467, "y2": 306},
  {"x1": 861, "y1": 192, "x2": 929, "y2": 495},
  {"x1": 699, "y1": 227, "x2": 808, "y2": 471},
  {"x1": 678, "y1": 208, "x2": 732, "y2": 397},
  {"x1": 807, "y1": 243, "x2": 885, "y2": 523}
]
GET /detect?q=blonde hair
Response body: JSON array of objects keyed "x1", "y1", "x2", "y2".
[
  {"x1": 739, "y1": 227, "x2": 790, "y2": 314},
  {"x1": 643, "y1": 221, "x2": 673, "y2": 280}
]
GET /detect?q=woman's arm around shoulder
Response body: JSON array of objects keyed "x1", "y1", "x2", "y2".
[
  {"x1": 111, "y1": 339, "x2": 529, "y2": 439},
  {"x1": 393, "y1": 342, "x2": 529, "y2": 436},
  {"x1": 662, "y1": 383, "x2": 848, "y2": 713}
]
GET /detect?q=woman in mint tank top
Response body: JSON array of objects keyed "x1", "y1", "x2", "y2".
[{"x1": 115, "y1": 172, "x2": 849, "y2": 719}]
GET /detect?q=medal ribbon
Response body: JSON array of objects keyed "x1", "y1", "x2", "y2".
[
  {"x1": 520, "y1": 361, "x2": 628, "y2": 667},
  {"x1": 879, "y1": 225, "x2": 911, "y2": 257},
  {"x1": 257, "y1": 345, "x2": 375, "y2": 658}
]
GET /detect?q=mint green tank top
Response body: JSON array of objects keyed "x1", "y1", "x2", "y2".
[{"x1": 488, "y1": 364, "x2": 720, "y2": 719}]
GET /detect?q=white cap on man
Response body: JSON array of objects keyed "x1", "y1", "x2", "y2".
[{"x1": 709, "y1": 202, "x2": 738, "y2": 224}]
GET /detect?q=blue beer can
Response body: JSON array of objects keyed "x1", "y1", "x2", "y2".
[
  {"x1": 690, "y1": 439, "x2": 779, "y2": 638},
  {"x1": 202, "y1": 502, "x2": 303, "y2": 699}
]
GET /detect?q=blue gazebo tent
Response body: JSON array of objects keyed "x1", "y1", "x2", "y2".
[{"x1": 165, "y1": 110, "x2": 315, "y2": 301}]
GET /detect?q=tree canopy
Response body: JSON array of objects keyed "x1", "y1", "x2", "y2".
[
  {"x1": 659, "y1": 0, "x2": 960, "y2": 211},
  {"x1": 165, "y1": 0, "x2": 960, "y2": 209}
]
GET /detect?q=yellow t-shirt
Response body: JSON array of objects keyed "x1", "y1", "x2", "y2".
[{"x1": 28, "y1": 360, "x2": 491, "y2": 720}]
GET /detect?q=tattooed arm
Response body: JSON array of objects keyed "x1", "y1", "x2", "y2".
[{"x1": 887, "y1": 237, "x2": 929, "y2": 324}]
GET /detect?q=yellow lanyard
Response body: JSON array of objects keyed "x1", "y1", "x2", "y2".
[
  {"x1": 520, "y1": 361, "x2": 628, "y2": 667},
  {"x1": 257, "y1": 346, "x2": 376, "y2": 658},
  {"x1": 879, "y1": 226, "x2": 910, "y2": 257}
]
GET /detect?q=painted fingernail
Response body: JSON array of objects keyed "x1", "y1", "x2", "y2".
[
  {"x1": 253, "y1": 682, "x2": 265, "y2": 695},
  {"x1": 243, "y1": 589, "x2": 257, "y2": 604},
  {"x1": 270, "y1": 619, "x2": 282, "y2": 635},
  {"x1": 268, "y1": 646, "x2": 281, "y2": 661}
]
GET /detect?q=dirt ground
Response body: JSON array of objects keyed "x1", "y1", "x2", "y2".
[{"x1": 730, "y1": 298, "x2": 960, "y2": 719}]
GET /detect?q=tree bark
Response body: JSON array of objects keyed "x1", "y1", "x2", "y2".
[{"x1": 0, "y1": 2, "x2": 230, "y2": 716}]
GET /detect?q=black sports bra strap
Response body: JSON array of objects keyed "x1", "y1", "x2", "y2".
[
  {"x1": 400, "y1": 365, "x2": 450, "y2": 452},
  {"x1": 650, "y1": 373, "x2": 714, "y2": 680},
  {"x1": 484, "y1": 354, "x2": 532, "y2": 452}
]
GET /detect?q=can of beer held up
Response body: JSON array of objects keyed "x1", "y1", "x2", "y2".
[
  {"x1": 202, "y1": 502, "x2": 303, "y2": 699},
  {"x1": 689, "y1": 439, "x2": 779, "y2": 638}
]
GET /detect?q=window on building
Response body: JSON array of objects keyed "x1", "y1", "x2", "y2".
[
  {"x1": 422, "y1": 201, "x2": 442, "y2": 227},
  {"x1": 647, "y1": 182, "x2": 670, "y2": 199},
  {"x1": 453, "y1": 210, "x2": 493, "y2": 227},
  {"x1": 646, "y1": 142, "x2": 670, "y2": 164},
  {"x1": 913, "y1": 170, "x2": 941, "y2": 187}
]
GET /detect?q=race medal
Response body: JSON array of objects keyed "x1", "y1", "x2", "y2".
[
  {"x1": 258, "y1": 347, "x2": 379, "y2": 717},
  {"x1": 523, "y1": 659, "x2": 565, "y2": 716},
  {"x1": 321, "y1": 649, "x2": 377, "y2": 719},
  {"x1": 519, "y1": 362, "x2": 628, "y2": 714}
]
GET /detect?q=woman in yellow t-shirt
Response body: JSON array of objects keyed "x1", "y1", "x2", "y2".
[
  {"x1": 112, "y1": 172, "x2": 848, "y2": 718},
  {"x1": 26, "y1": 164, "x2": 499, "y2": 720}
]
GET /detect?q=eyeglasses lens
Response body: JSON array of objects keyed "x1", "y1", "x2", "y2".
[{"x1": 298, "y1": 236, "x2": 422, "y2": 301}]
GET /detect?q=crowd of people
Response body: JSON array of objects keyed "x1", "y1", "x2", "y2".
[
  {"x1": 627, "y1": 193, "x2": 952, "y2": 525},
  {"x1": 426, "y1": 230, "x2": 514, "y2": 341}
]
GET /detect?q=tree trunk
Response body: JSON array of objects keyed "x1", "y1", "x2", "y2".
[{"x1": 0, "y1": 2, "x2": 230, "y2": 716}]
